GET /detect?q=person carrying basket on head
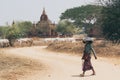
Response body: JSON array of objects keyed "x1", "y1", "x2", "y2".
[{"x1": 80, "y1": 37, "x2": 97, "y2": 77}]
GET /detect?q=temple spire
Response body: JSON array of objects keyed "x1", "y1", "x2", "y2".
[
  {"x1": 42, "y1": 8, "x2": 46, "y2": 14},
  {"x1": 40, "y1": 8, "x2": 48, "y2": 21}
]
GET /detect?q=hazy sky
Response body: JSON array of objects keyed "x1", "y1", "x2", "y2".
[{"x1": 0, "y1": 0, "x2": 97, "y2": 26}]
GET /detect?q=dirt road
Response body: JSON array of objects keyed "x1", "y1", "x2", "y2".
[{"x1": 4, "y1": 46, "x2": 120, "y2": 80}]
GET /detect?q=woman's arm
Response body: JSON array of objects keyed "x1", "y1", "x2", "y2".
[{"x1": 91, "y1": 48, "x2": 97, "y2": 59}]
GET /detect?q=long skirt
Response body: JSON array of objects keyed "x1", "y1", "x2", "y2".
[{"x1": 82, "y1": 54, "x2": 93, "y2": 72}]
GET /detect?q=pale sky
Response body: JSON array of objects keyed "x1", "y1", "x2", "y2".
[{"x1": 0, "y1": 0, "x2": 97, "y2": 26}]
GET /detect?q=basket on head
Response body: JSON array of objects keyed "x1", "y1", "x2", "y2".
[{"x1": 83, "y1": 37, "x2": 95, "y2": 42}]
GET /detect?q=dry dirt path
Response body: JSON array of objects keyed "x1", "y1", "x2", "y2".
[{"x1": 4, "y1": 46, "x2": 120, "y2": 80}]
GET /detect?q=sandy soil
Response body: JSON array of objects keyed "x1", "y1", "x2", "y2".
[
  {"x1": 1, "y1": 46, "x2": 120, "y2": 80},
  {"x1": 0, "y1": 48, "x2": 46, "y2": 80}
]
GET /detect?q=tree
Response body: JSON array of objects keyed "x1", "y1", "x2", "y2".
[
  {"x1": 101, "y1": 0, "x2": 120, "y2": 43},
  {"x1": 16, "y1": 21, "x2": 33, "y2": 37},
  {"x1": 60, "y1": 5, "x2": 103, "y2": 29},
  {"x1": 0, "y1": 27, "x2": 9, "y2": 38},
  {"x1": 4, "y1": 21, "x2": 32, "y2": 46},
  {"x1": 56, "y1": 20, "x2": 76, "y2": 35},
  {"x1": 6, "y1": 24, "x2": 21, "y2": 46}
]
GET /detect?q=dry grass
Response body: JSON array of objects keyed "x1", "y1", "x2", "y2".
[
  {"x1": 47, "y1": 41, "x2": 120, "y2": 57},
  {"x1": 47, "y1": 42, "x2": 83, "y2": 54},
  {"x1": 47, "y1": 41, "x2": 120, "y2": 66},
  {"x1": 0, "y1": 51, "x2": 43, "y2": 80}
]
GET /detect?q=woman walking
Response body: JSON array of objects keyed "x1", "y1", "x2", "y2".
[{"x1": 80, "y1": 37, "x2": 97, "y2": 77}]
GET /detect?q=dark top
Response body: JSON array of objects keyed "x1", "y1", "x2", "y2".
[
  {"x1": 84, "y1": 43, "x2": 92, "y2": 54},
  {"x1": 82, "y1": 42, "x2": 97, "y2": 60}
]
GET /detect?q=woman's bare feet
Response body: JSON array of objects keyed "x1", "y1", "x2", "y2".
[
  {"x1": 80, "y1": 74, "x2": 84, "y2": 77},
  {"x1": 91, "y1": 72, "x2": 96, "y2": 75}
]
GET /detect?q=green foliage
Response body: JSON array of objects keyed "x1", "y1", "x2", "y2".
[
  {"x1": 101, "y1": 0, "x2": 120, "y2": 42},
  {"x1": 0, "y1": 27, "x2": 9, "y2": 38},
  {"x1": 60, "y1": 5, "x2": 103, "y2": 28},
  {"x1": 6, "y1": 24, "x2": 20, "y2": 40},
  {"x1": 15, "y1": 21, "x2": 33, "y2": 37},
  {"x1": 0, "y1": 21, "x2": 33, "y2": 46},
  {"x1": 56, "y1": 20, "x2": 76, "y2": 35},
  {"x1": 0, "y1": 21, "x2": 33, "y2": 40}
]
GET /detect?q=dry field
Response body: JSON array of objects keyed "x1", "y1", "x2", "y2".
[
  {"x1": 47, "y1": 41, "x2": 120, "y2": 56},
  {"x1": 0, "y1": 46, "x2": 120, "y2": 80},
  {"x1": 0, "y1": 49, "x2": 44, "y2": 80},
  {"x1": 0, "y1": 39, "x2": 120, "y2": 80}
]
